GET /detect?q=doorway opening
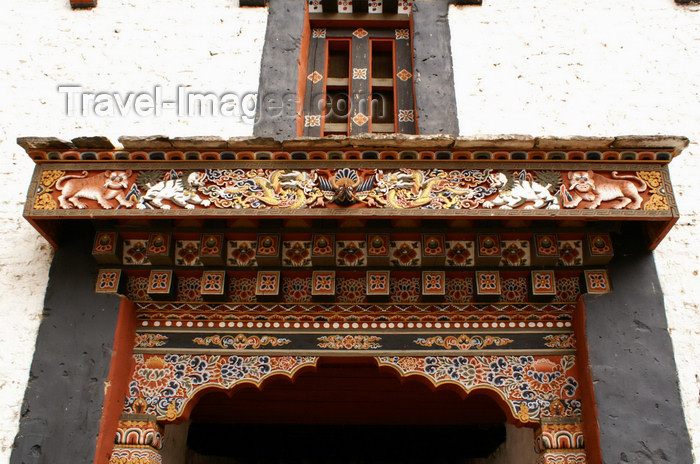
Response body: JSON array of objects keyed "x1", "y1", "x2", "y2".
[{"x1": 160, "y1": 357, "x2": 537, "y2": 463}]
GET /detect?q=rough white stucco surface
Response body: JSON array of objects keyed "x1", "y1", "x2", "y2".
[
  {"x1": 0, "y1": 0, "x2": 266, "y2": 461},
  {"x1": 450, "y1": 1, "x2": 700, "y2": 461}
]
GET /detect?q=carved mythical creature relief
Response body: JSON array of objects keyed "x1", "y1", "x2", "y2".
[
  {"x1": 136, "y1": 171, "x2": 211, "y2": 210},
  {"x1": 371, "y1": 169, "x2": 495, "y2": 209},
  {"x1": 201, "y1": 169, "x2": 321, "y2": 209},
  {"x1": 561, "y1": 170, "x2": 647, "y2": 209},
  {"x1": 56, "y1": 170, "x2": 134, "y2": 209},
  {"x1": 484, "y1": 170, "x2": 561, "y2": 210},
  {"x1": 318, "y1": 168, "x2": 375, "y2": 206}
]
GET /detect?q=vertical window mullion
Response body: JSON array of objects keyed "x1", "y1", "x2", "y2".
[
  {"x1": 350, "y1": 31, "x2": 370, "y2": 135},
  {"x1": 303, "y1": 32, "x2": 327, "y2": 137},
  {"x1": 394, "y1": 27, "x2": 416, "y2": 134}
]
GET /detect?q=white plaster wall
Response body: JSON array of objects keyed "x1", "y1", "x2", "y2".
[
  {"x1": 0, "y1": 1, "x2": 267, "y2": 462},
  {"x1": 450, "y1": 0, "x2": 700, "y2": 461}
]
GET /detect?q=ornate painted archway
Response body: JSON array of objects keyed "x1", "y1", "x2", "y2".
[{"x1": 19, "y1": 134, "x2": 687, "y2": 464}]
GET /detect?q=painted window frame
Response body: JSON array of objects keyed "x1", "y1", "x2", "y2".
[{"x1": 301, "y1": 19, "x2": 418, "y2": 136}]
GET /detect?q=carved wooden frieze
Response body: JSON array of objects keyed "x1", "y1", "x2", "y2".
[{"x1": 26, "y1": 162, "x2": 676, "y2": 219}]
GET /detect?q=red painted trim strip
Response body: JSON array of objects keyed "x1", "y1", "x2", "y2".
[{"x1": 93, "y1": 298, "x2": 137, "y2": 464}]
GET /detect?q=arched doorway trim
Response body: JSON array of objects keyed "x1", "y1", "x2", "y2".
[
  {"x1": 376, "y1": 355, "x2": 580, "y2": 425},
  {"x1": 122, "y1": 353, "x2": 580, "y2": 425}
]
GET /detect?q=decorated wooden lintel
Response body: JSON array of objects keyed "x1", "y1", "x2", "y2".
[
  {"x1": 26, "y1": 163, "x2": 675, "y2": 215},
  {"x1": 21, "y1": 136, "x2": 685, "y2": 249}
]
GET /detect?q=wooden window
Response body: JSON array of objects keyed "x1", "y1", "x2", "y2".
[{"x1": 302, "y1": 25, "x2": 417, "y2": 136}]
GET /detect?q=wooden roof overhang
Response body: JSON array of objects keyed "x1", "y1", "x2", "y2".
[{"x1": 20, "y1": 134, "x2": 687, "y2": 249}]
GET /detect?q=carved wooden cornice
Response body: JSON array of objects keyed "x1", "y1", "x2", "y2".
[{"x1": 19, "y1": 135, "x2": 686, "y2": 249}]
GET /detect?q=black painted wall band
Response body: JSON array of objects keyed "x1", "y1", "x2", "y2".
[
  {"x1": 11, "y1": 224, "x2": 121, "y2": 464},
  {"x1": 584, "y1": 233, "x2": 692, "y2": 463}
]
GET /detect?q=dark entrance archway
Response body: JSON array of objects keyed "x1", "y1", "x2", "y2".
[{"x1": 177, "y1": 357, "x2": 529, "y2": 463}]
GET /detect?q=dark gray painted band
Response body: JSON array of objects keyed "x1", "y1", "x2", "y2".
[
  {"x1": 11, "y1": 224, "x2": 121, "y2": 464},
  {"x1": 254, "y1": 0, "x2": 460, "y2": 138},
  {"x1": 253, "y1": 0, "x2": 306, "y2": 140},
  {"x1": 412, "y1": 0, "x2": 459, "y2": 135},
  {"x1": 584, "y1": 233, "x2": 692, "y2": 463}
]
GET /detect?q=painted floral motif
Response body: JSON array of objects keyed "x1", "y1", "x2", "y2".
[
  {"x1": 352, "y1": 67, "x2": 367, "y2": 79},
  {"x1": 135, "y1": 333, "x2": 169, "y2": 348},
  {"x1": 446, "y1": 241, "x2": 473, "y2": 266},
  {"x1": 228, "y1": 241, "x2": 256, "y2": 267},
  {"x1": 445, "y1": 277, "x2": 474, "y2": 303},
  {"x1": 376, "y1": 355, "x2": 580, "y2": 422},
  {"x1": 125, "y1": 354, "x2": 318, "y2": 419},
  {"x1": 33, "y1": 170, "x2": 64, "y2": 210},
  {"x1": 97, "y1": 271, "x2": 120, "y2": 291},
  {"x1": 313, "y1": 273, "x2": 334, "y2": 293},
  {"x1": 124, "y1": 240, "x2": 150, "y2": 265},
  {"x1": 478, "y1": 273, "x2": 499, "y2": 291},
  {"x1": 257, "y1": 273, "x2": 278, "y2": 293},
  {"x1": 150, "y1": 273, "x2": 170, "y2": 291},
  {"x1": 367, "y1": 272, "x2": 389, "y2": 294},
  {"x1": 202, "y1": 273, "x2": 224, "y2": 293},
  {"x1": 304, "y1": 115, "x2": 321, "y2": 128},
  {"x1": 317, "y1": 335, "x2": 382, "y2": 350},
  {"x1": 500, "y1": 277, "x2": 528, "y2": 302},
  {"x1": 395, "y1": 28, "x2": 410, "y2": 39},
  {"x1": 352, "y1": 113, "x2": 369, "y2": 126},
  {"x1": 396, "y1": 69, "x2": 413, "y2": 81},
  {"x1": 192, "y1": 334, "x2": 291, "y2": 349},
  {"x1": 390, "y1": 277, "x2": 420, "y2": 303},
  {"x1": 558, "y1": 241, "x2": 582, "y2": 266},
  {"x1": 500, "y1": 241, "x2": 530, "y2": 266},
  {"x1": 352, "y1": 27, "x2": 368, "y2": 38},
  {"x1": 398, "y1": 109, "x2": 414, "y2": 122},
  {"x1": 424, "y1": 273, "x2": 443, "y2": 292},
  {"x1": 391, "y1": 241, "x2": 420, "y2": 266},
  {"x1": 176, "y1": 240, "x2": 201, "y2": 266},
  {"x1": 282, "y1": 277, "x2": 312, "y2": 303},
  {"x1": 229, "y1": 277, "x2": 256, "y2": 302},
  {"x1": 336, "y1": 278, "x2": 367, "y2": 303},
  {"x1": 127, "y1": 276, "x2": 151, "y2": 301},
  {"x1": 554, "y1": 277, "x2": 581, "y2": 302},
  {"x1": 177, "y1": 277, "x2": 202, "y2": 301},
  {"x1": 282, "y1": 241, "x2": 311, "y2": 267},
  {"x1": 534, "y1": 273, "x2": 554, "y2": 292},
  {"x1": 307, "y1": 71, "x2": 323, "y2": 83},
  {"x1": 336, "y1": 241, "x2": 366, "y2": 266},
  {"x1": 543, "y1": 334, "x2": 577, "y2": 349},
  {"x1": 414, "y1": 335, "x2": 514, "y2": 350},
  {"x1": 311, "y1": 28, "x2": 326, "y2": 38},
  {"x1": 586, "y1": 272, "x2": 607, "y2": 291},
  {"x1": 638, "y1": 170, "x2": 669, "y2": 211}
]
